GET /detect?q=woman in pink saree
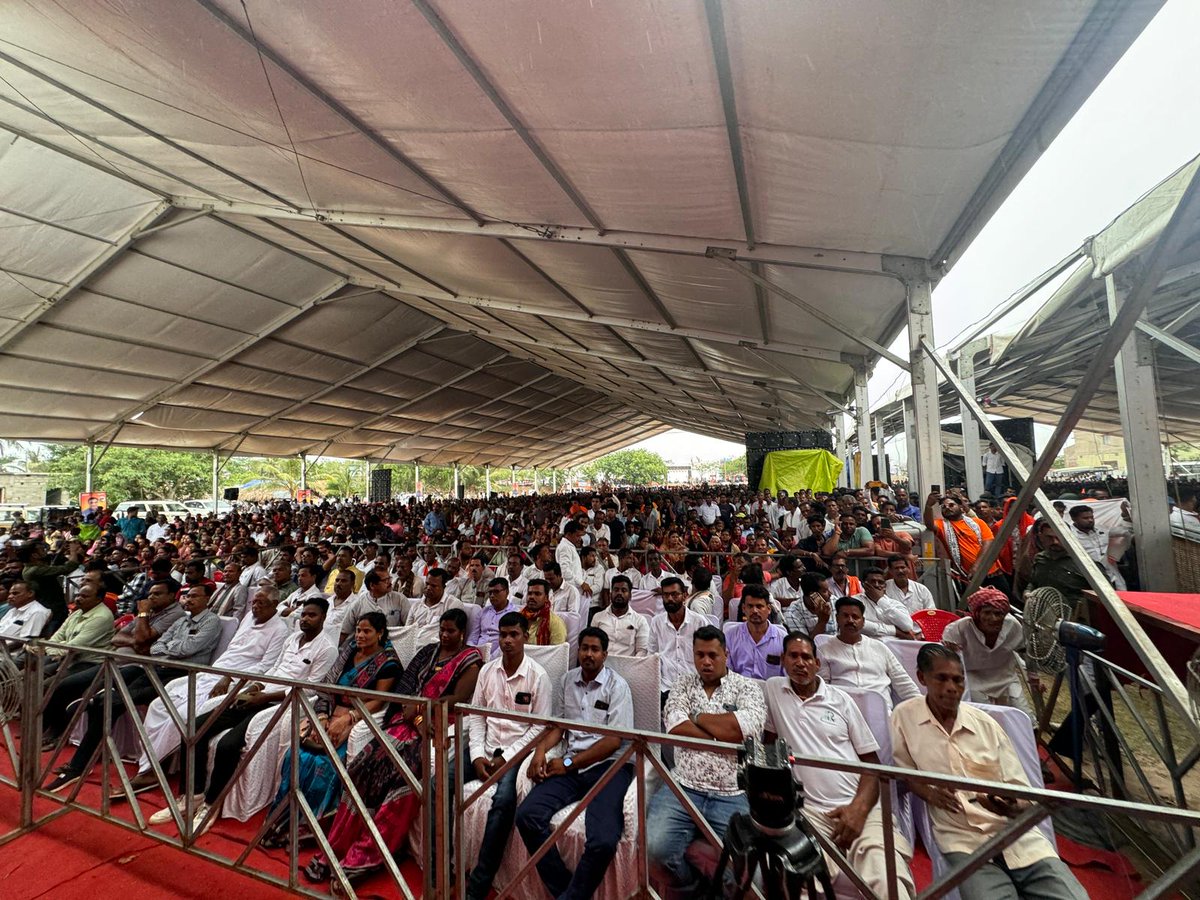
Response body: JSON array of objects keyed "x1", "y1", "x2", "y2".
[{"x1": 303, "y1": 608, "x2": 482, "y2": 885}]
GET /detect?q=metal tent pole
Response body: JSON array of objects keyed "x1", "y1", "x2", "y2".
[
  {"x1": 921, "y1": 337, "x2": 1195, "y2": 724},
  {"x1": 299, "y1": 453, "x2": 307, "y2": 491},
  {"x1": 414, "y1": 463, "x2": 421, "y2": 500},
  {"x1": 1107, "y1": 272, "x2": 1178, "y2": 591},
  {"x1": 902, "y1": 399, "x2": 919, "y2": 491},
  {"x1": 904, "y1": 270, "x2": 944, "y2": 497},
  {"x1": 364, "y1": 461, "x2": 371, "y2": 500},
  {"x1": 854, "y1": 368, "x2": 871, "y2": 488},
  {"x1": 85, "y1": 443, "x2": 94, "y2": 494},
  {"x1": 485, "y1": 464, "x2": 491, "y2": 497},
  {"x1": 873, "y1": 413, "x2": 885, "y2": 482},
  {"x1": 833, "y1": 416, "x2": 848, "y2": 488},
  {"x1": 552, "y1": 470, "x2": 557, "y2": 493},
  {"x1": 211, "y1": 451, "x2": 219, "y2": 514},
  {"x1": 957, "y1": 338, "x2": 988, "y2": 498},
  {"x1": 453, "y1": 464, "x2": 460, "y2": 497},
  {"x1": 961, "y1": 159, "x2": 1200, "y2": 598}
]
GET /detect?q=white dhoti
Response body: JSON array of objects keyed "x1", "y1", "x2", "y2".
[{"x1": 136, "y1": 672, "x2": 222, "y2": 774}]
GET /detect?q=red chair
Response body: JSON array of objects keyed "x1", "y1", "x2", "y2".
[{"x1": 912, "y1": 608, "x2": 960, "y2": 641}]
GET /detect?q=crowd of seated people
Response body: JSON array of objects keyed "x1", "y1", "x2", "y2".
[{"x1": 1, "y1": 483, "x2": 1097, "y2": 898}]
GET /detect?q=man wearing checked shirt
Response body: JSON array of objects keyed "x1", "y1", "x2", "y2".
[{"x1": 517, "y1": 627, "x2": 634, "y2": 900}]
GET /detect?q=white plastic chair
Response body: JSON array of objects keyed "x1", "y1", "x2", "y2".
[
  {"x1": 882, "y1": 638, "x2": 970, "y2": 695},
  {"x1": 525, "y1": 642, "x2": 570, "y2": 714},
  {"x1": 209, "y1": 615, "x2": 240, "y2": 663}
]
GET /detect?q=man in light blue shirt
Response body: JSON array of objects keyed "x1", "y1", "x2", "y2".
[
  {"x1": 468, "y1": 577, "x2": 516, "y2": 657},
  {"x1": 726, "y1": 585, "x2": 786, "y2": 679},
  {"x1": 517, "y1": 627, "x2": 634, "y2": 900},
  {"x1": 422, "y1": 503, "x2": 447, "y2": 536}
]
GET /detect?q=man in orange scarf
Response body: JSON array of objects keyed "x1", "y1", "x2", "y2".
[{"x1": 522, "y1": 579, "x2": 566, "y2": 646}]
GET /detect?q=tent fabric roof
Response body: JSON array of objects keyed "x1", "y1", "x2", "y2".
[
  {"x1": 874, "y1": 152, "x2": 1200, "y2": 444},
  {"x1": 0, "y1": 1, "x2": 1162, "y2": 466}
]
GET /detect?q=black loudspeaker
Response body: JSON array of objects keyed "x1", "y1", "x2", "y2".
[
  {"x1": 369, "y1": 468, "x2": 392, "y2": 503},
  {"x1": 223, "y1": 487, "x2": 240, "y2": 501},
  {"x1": 457, "y1": 483, "x2": 465, "y2": 501},
  {"x1": 745, "y1": 430, "x2": 833, "y2": 490},
  {"x1": 942, "y1": 418, "x2": 1035, "y2": 492},
  {"x1": 45, "y1": 488, "x2": 63, "y2": 505}
]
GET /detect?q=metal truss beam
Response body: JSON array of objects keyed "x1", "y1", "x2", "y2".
[
  {"x1": 88, "y1": 276, "x2": 350, "y2": 443},
  {"x1": 169, "y1": 196, "x2": 895, "y2": 276},
  {"x1": 0, "y1": 200, "x2": 172, "y2": 351},
  {"x1": 712, "y1": 253, "x2": 910, "y2": 369},
  {"x1": 1136, "y1": 319, "x2": 1200, "y2": 365},
  {"x1": 212, "y1": 323, "x2": 447, "y2": 451}
]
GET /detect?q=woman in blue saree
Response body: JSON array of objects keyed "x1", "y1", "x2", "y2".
[{"x1": 261, "y1": 611, "x2": 401, "y2": 847}]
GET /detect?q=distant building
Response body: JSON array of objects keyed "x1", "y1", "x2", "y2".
[
  {"x1": 1063, "y1": 432, "x2": 1126, "y2": 471},
  {"x1": 666, "y1": 464, "x2": 693, "y2": 484},
  {"x1": 0, "y1": 472, "x2": 51, "y2": 506}
]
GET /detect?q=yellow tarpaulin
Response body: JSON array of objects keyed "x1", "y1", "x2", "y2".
[{"x1": 758, "y1": 449, "x2": 844, "y2": 494}]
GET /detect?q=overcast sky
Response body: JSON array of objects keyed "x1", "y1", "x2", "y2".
[{"x1": 630, "y1": 0, "x2": 1200, "y2": 467}]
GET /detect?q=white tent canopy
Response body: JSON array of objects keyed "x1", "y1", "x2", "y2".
[{"x1": 0, "y1": 1, "x2": 1162, "y2": 467}]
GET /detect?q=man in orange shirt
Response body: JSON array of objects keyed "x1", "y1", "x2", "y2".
[{"x1": 924, "y1": 492, "x2": 1011, "y2": 598}]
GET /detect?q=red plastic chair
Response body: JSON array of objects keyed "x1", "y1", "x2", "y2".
[{"x1": 912, "y1": 608, "x2": 960, "y2": 641}]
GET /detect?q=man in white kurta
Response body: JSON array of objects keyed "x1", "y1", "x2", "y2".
[{"x1": 126, "y1": 587, "x2": 289, "y2": 792}]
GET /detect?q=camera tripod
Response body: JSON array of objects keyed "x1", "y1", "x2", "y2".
[{"x1": 708, "y1": 811, "x2": 835, "y2": 900}]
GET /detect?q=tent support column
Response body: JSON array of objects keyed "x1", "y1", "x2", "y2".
[
  {"x1": 364, "y1": 461, "x2": 371, "y2": 500},
  {"x1": 854, "y1": 367, "x2": 871, "y2": 488},
  {"x1": 920, "y1": 337, "x2": 1194, "y2": 725},
  {"x1": 533, "y1": 468, "x2": 539, "y2": 493},
  {"x1": 888, "y1": 258, "x2": 944, "y2": 497},
  {"x1": 414, "y1": 463, "x2": 421, "y2": 501},
  {"x1": 957, "y1": 339, "x2": 988, "y2": 499},
  {"x1": 552, "y1": 470, "x2": 557, "y2": 493},
  {"x1": 833, "y1": 416, "x2": 848, "y2": 489},
  {"x1": 902, "y1": 400, "x2": 919, "y2": 491},
  {"x1": 485, "y1": 464, "x2": 491, "y2": 497},
  {"x1": 211, "y1": 451, "x2": 219, "y2": 514},
  {"x1": 511, "y1": 466, "x2": 516, "y2": 495},
  {"x1": 1108, "y1": 272, "x2": 1178, "y2": 592},
  {"x1": 873, "y1": 414, "x2": 885, "y2": 481},
  {"x1": 299, "y1": 454, "x2": 307, "y2": 491},
  {"x1": 84, "y1": 444, "x2": 94, "y2": 494},
  {"x1": 453, "y1": 464, "x2": 460, "y2": 498}
]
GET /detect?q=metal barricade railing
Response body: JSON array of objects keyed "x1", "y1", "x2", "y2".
[
  {"x1": 0, "y1": 636, "x2": 444, "y2": 900},
  {"x1": 9, "y1": 636, "x2": 1200, "y2": 898}
]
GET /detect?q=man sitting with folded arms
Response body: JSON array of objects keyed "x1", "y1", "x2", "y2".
[
  {"x1": 408, "y1": 567, "x2": 465, "y2": 644},
  {"x1": 145, "y1": 596, "x2": 337, "y2": 830},
  {"x1": 278, "y1": 563, "x2": 326, "y2": 627},
  {"x1": 820, "y1": 597, "x2": 920, "y2": 711},
  {"x1": 361, "y1": 569, "x2": 407, "y2": 628},
  {"x1": 35, "y1": 580, "x2": 115, "y2": 674},
  {"x1": 891, "y1": 644, "x2": 1087, "y2": 900},
  {"x1": 545, "y1": 561, "x2": 584, "y2": 619},
  {"x1": 649, "y1": 577, "x2": 708, "y2": 705},
  {"x1": 464, "y1": 611, "x2": 552, "y2": 900},
  {"x1": 647, "y1": 625, "x2": 765, "y2": 899},
  {"x1": 521, "y1": 579, "x2": 566, "y2": 646},
  {"x1": 766, "y1": 631, "x2": 915, "y2": 899},
  {"x1": 122, "y1": 585, "x2": 290, "y2": 796},
  {"x1": 725, "y1": 585, "x2": 786, "y2": 679},
  {"x1": 516, "y1": 627, "x2": 634, "y2": 900},
  {"x1": 467, "y1": 577, "x2": 517, "y2": 658},
  {"x1": 884, "y1": 554, "x2": 935, "y2": 617},
  {"x1": 591, "y1": 574, "x2": 649, "y2": 657},
  {"x1": 47, "y1": 583, "x2": 223, "y2": 791},
  {"x1": 855, "y1": 567, "x2": 918, "y2": 639},
  {"x1": 0, "y1": 579, "x2": 50, "y2": 650}
]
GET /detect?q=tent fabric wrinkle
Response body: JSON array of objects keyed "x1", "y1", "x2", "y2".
[{"x1": 0, "y1": 1, "x2": 1162, "y2": 465}]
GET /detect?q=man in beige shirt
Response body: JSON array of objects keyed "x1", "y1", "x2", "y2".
[{"x1": 890, "y1": 644, "x2": 1085, "y2": 900}]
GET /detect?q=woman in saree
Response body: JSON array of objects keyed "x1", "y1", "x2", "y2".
[
  {"x1": 260, "y1": 611, "x2": 401, "y2": 847},
  {"x1": 303, "y1": 608, "x2": 483, "y2": 885}
]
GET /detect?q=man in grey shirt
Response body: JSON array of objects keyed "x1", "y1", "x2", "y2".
[
  {"x1": 47, "y1": 583, "x2": 223, "y2": 791},
  {"x1": 516, "y1": 626, "x2": 634, "y2": 900}
]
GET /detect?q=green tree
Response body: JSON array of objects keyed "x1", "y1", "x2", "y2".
[
  {"x1": 580, "y1": 449, "x2": 668, "y2": 486},
  {"x1": 45, "y1": 444, "x2": 212, "y2": 504}
]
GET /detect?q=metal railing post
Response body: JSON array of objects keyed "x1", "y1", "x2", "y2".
[{"x1": 19, "y1": 643, "x2": 43, "y2": 829}]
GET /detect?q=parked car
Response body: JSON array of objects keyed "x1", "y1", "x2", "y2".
[
  {"x1": 112, "y1": 500, "x2": 192, "y2": 520},
  {"x1": 183, "y1": 499, "x2": 236, "y2": 515}
]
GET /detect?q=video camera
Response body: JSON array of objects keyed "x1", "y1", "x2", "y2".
[{"x1": 708, "y1": 737, "x2": 833, "y2": 900}]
